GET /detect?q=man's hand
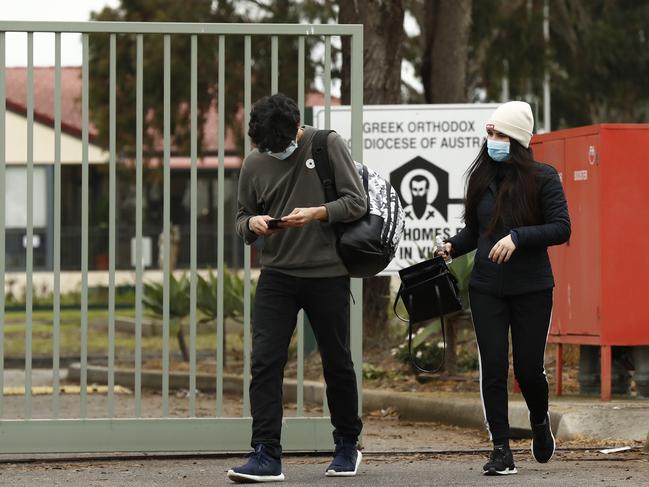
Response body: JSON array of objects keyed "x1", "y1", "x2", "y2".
[
  {"x1": 281, "y1": 206, "x2": 328, "y2": 228},
  {"x1": 489, "y1": 234, "x2": 516, "y2": 264},
  {"x1": 248, "y1": 215, "x2": 280, "y2": 236}
]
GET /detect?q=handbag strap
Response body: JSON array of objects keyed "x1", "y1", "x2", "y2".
[
  {"x1": 393, "y1": 284, "x2": 410, "y2": 322},
  {"x1": 406, "y1": 284, "x2": 447, "y2": 374}
]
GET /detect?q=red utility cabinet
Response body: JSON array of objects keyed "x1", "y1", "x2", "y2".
[{"x1": 531, "y1": 124, "x2": 649, "y2": 400}]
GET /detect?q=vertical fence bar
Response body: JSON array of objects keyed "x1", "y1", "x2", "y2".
[
  {"x1": 216, "y1": 34, "x2": 225, "y2": 417},
  {"x1": 108, "y1": 33, "x2": 117, "y2": 418},
  {"x1": 189, "y1": 34, "x2": 198, "y2": 417},
  {"x1": 296, "y1": 311, "x2": 305, "y2": 416},
  {"x1": 162, "y1": 34, "x2": 171, "y2": 417},
  {"x1": 80, "y1": 33, "x2": 90, "y2": 418},
  {"x1": 271, "y1": 35, "x2": 278, "y2": 95},
  {"x1": 134, "y1": 33, "x2": 144, "y2": 417},
  {"x1": 0, "y1": 32, "x2": 5, "y2": 419},
  {"x1": 52, "y1": 32, "x2": 61, "y2": 419},
  {"x1": 322, "y1": 35, "x2": 332, "y2": 416},
  {"x1": 242, "y1": 35, "x2": 252, "y2": 417},
  {"x1": 350, "y1": 28, "x2": 364, "y2": 417},
  {"x1": 324, "y1": 36, "x2": 331, "y2": 130},
  {"x1": 296, "y1": 35, "x2": 305, "y2": 417},
  {"x1": 25, "y1": 32, "x2": 34, "y2": 420}
]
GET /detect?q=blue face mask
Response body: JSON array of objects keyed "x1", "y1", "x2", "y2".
[
  {"x1": 487, "y1": 139, "x2": 511, "y2": 162},
  {"x1": 267, "y1": 140, "x2": 298, "y2": 160}
]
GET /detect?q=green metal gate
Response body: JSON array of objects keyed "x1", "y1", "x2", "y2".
[{"x1": 0, "y1": 21, "x2": 364, "y2": 454}]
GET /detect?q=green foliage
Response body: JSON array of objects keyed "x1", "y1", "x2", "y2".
[
  {"x1": 88, "y1": 0, "x2": 336, "y2": 154},
  {"x1": 362, "y1": 362, "x2": 403, "y2": 381},
  {"x1": 4, "y1": 285, "x2": 136, "y2": 309},
  {"x1": 142, "y1": 273, "x2": 190, "y2": 321},
  {"x1": 196, "y1": 267, "x2": 256, "y2": 323},
  {"x1": 392, "y1": 335, "x2": 445, "y2": 372},
  {"x1": 404, "y1": 0, "x2": 649, "y2": 126}
]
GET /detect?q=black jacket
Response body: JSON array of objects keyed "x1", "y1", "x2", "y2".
[{"x1": 448, "y1": 162, "x2": 571, "y2": 296}]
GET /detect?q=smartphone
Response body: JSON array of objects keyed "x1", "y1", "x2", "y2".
[{"x1": 267, "y1": 218, "x2": 283, "y2": 229}]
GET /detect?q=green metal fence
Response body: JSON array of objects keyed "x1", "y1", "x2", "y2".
[{"x1": 0, "y1": 21, "x2": 364, "y2": 454}]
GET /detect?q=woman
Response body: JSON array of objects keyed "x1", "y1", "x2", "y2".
[{"x1": 439, "y1": 101, "x2": 571, "y2": 476}]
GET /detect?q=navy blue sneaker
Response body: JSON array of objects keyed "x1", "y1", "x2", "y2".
[
  {"x1": 325, "y1": 440, "x2": 362, "y2": 477},
  {"x1": 227, "y1": 445, "x2": 285, "y2": 483}
]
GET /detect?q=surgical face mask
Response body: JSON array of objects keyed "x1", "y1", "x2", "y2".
[
  {"x1": 267, "y1": 140, "x2": 298, "y2": 160},
  {"x1": 487, "y1": 139, "x2": 511, "y2": 162}
]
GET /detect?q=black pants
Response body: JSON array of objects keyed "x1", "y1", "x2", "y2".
[
  {"x1": 250, "y1": 270, "x2": 363, "y2": 458},
  {"x1": 469, "y1": 287, "x2": 553, "y2": 445}
]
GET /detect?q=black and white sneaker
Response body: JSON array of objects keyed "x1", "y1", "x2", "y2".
[
  {"x1": 325, "y1": 439, "x2": 362, "y2": 477},
  {"x1": 531, "y1": 412, "x2": 556, "y2": 463},
  {"x1": 483, "y1": 446, "x2": 517, "y2": 476}
]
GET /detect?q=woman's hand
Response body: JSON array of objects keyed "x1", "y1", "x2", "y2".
[
  {"x1": 435, "y1": 242, "x2": 453, "y2": 261},
  {"x1": 489, "y1": 235, "x2": 516, "y2": 264},
  {"x1": 248, "y1": 215, "x2": 279, "y2": 237},
  {"x1": 281, "y1": 206, "x2": 327, "y2": 228}
]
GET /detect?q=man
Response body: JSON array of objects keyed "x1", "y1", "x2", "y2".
[{"x1": 227, "y1": 93, "x2": 366, "y2": 483}]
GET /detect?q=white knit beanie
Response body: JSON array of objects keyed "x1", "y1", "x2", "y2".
[{"x1": 487, "y1": 101, "x2": 534, "y2": 148}]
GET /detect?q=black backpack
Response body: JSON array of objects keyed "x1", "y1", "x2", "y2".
[{"x1": 312, "y1": 130, "x2": 404, "y2": 278}]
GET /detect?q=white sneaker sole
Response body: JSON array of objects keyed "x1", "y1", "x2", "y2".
[
  {"x1": 530, "y1": 412, "x2": 556, "y2": 463},
  {"x1": 227, "y1": 470, "x2": 285, "y2": 483},
  {"x1": 325, "y1": 450, "x2": 363, "y2": 477},
  {"x1": 484, "y1": 467, "x2": 518, "y2": 476}
]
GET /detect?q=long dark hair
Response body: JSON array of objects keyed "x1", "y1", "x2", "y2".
[{"x1": 463, "y1": 139, "x2": 541, "y2": 236}]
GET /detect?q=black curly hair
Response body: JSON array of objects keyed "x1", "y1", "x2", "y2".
[{"x1": 248, "y1": 93, "x2": 301, "y2": 153}]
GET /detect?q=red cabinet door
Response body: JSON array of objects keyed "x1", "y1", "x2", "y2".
[
  {"x1": 533, "y1": 139, "x2": 567, "y2": 336},
  {"x1": 563, "y1": 135, "x2": 601, "y2": 336}
]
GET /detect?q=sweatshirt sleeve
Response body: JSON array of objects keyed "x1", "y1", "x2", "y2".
[
  {"x1": 323, "y1": 132, "x2": 367, "y2": 223},
  {"x1": 235, "y1": 161, "x2": 260, "y2": 245},
  {"x1": 514, "y1": 165, "x2": 571, "y2": 248}
]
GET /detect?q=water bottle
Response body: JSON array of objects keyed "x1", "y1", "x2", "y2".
[{"x1": 435, "y1": 235, "x2": 452, "y2": 264}]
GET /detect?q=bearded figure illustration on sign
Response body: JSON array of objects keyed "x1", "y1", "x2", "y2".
[{"x1": 403, "y1": 175, "x2": 436, "y2": 221}]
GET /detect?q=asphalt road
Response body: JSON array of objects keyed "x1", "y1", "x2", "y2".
[
  {"x1": 2, "y1": 370, "x2": 648, "y2": 486},
  {"x1": 0, "y1": 450, "x2": 647, "y2": 487}
]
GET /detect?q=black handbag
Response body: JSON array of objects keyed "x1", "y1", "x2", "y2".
[{"x1": 394, "y1": 256, "x2": 463, "y2": 373}]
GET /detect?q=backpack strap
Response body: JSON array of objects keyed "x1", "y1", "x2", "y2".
[{"x1": 312, "y1": 129, "x2": 338, "y2": 203}]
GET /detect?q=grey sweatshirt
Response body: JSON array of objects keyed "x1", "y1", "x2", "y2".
[{"x1": 235, "y1": 126, "x2": 367, "y2": 277}]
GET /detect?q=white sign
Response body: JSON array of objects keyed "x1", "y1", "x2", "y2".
[
  {"x1": 131, "y1": 237, "x2": 153, "y2": 268},
  {"x1": 574, "y1": 170, "x2": 588, "y2": 181},
  {"x1": 5, "y1": 166, "x2": 48, "y2": 229},
  {"x1": 313, "y1": 104, "x2": 498, "y2": 273}
]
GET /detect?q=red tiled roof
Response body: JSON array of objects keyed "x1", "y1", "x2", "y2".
[{"x1": 5, "y1": 66, "x2": 99, "y2": 140}]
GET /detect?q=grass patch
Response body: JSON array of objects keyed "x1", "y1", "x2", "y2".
[{"x1": 2, "y1": 309, "x2": 241, "y2": 356}]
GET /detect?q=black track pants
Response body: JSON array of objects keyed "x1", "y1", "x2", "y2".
[
  {"x1": 250, "y1": 269, "x2": 363, "y2": 458},
  {"x1": 469, "y1": 287, "x2": 553, "y2": 445}
]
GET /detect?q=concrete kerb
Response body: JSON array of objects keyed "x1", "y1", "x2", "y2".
[
  {"x1": 68, "y1": 363, "x2": 540, "y2": 438},
  {"x1": 68, "y1": 363, "x2": 649, "y2": 442}
]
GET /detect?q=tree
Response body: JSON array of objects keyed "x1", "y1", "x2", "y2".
[
  {"x1": 421, "y1": 0, "x2": 472, "y2": 103},
  {"x1": 468, "y1": 0, "x2": 649, "y2": 127},
  {"x1": 339, "y1": 0, "x2": 406, "y2": 345},
  {"x1": 88, "y1": 0, "x2": 335, "y2": 155},
  {"x1": 414, "y1": 0, "x2": 473, "y2": 375}
]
